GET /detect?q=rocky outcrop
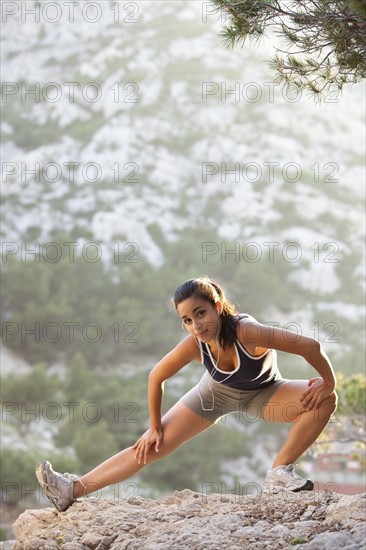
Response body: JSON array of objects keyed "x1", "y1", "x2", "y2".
[{"x1": 3, "y1": 490, "x2": 365, "y2": 550}]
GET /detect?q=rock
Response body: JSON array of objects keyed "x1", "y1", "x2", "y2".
[
  {"x1": 300, "y1": 505, "x2": 317, "y2": 519},
  {"x1": 291, "y1": 519, "x2": 322, "y2": 538},
  {"x1": 231, "y1": 526, "x2": 262, "y2": 539},
  {"x1": 7, "y1": 491, "x2": 365, "y2": 550},
  {"x1": 324, "y1": 494, "x2": 366, "y2": 529},
  {"x1": 299, "y1": 530, "x2": 360, "y2": 550},
  {"x1": 351, "y1": 524, "x2": 366, "y2": 546},
  {"x1": 267, "y1": 524, "x2": 291, "y2": 538}
]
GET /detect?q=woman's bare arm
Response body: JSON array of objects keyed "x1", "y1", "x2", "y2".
[
  {"x1": 132, "y1": 335, "x2": 200, "y2": 464},
  {"x1": 236, "y1": 318, "x2": 336, "y2": 391},
  {"x1": 148, "y1": 335, "x2": 200, "y2": 429}
]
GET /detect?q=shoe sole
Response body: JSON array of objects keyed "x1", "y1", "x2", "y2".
[
  {"x1": 292, "y1": 479, "x2": 314, "y2": 492},
  {"x1": 36, "y1": 461, "x2": 64, "y2": 512},
  {"x1": 35, "y1": 461, "x2": 48, "y2": 488},
  {"x1": 263, "y1": 479, "x2": 314, "y2": 495}
]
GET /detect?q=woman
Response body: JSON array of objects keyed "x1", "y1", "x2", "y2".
[{"x1": 36, "y1": 277, "x2": 337, "y2": 511}]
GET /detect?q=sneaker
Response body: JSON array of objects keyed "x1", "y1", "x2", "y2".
[
  {"x1": 36, "y1": 460, "x2": 79, "y2": 512},
  {"x1": 262, "y1": 463, "x2": 314, "y2": 494}
]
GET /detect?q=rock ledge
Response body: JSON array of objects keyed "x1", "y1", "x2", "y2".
[{"x1": 4, "y1": 490, "x2": 366, "y2": 550}]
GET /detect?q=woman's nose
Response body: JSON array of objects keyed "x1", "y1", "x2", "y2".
[{"x1": 193, "y1": 320, "x2": 202, "y2": 332}]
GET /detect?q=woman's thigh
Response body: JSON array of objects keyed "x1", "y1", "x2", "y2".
[
  {"x1": 261, "y1": 380, "x2": 309, "y2": 422},
  {"x1": 147, "y1": 401, "x2": 215, "y2": 463}
]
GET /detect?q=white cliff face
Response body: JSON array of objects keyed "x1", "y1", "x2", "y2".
[
  {"x1": 0, "y1": 344, "x2": 31, "y2": 376},
  {"x1": 6, "y1": 490, "x2": 366, "y2": 550}
]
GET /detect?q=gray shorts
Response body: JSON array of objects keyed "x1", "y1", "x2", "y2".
[{"x1": 179, "y1": 371, "x2": 288, "y2": 424}]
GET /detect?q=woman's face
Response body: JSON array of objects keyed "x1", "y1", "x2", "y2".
[{"x1": 177, "y1": 296, "x2": 221, "y2": 343}]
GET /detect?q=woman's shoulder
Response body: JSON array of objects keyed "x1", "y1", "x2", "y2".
[
  {"x1": 235, "y1": 312, "x2": 258, "y2": 323},
  {"x1": 234, "y1": 313, "x2": 269, "y2": 356},
  {"x1": 171, "y1": 334, "x2": 202, "y2": 363}
]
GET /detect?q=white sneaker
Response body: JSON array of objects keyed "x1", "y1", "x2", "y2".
[
  {"x1": 36, "y1": 460, "x2": 79, "y2": 512},
  {"x1": 262, "y1": 463, "x2": 314, "y2": 494}
]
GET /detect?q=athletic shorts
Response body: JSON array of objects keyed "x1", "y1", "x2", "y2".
[{"x1": 179, "y1": 370, "x2": 288, "y2": 423}]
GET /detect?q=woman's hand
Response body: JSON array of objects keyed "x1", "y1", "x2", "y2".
[
  {"x1": 132, "y1": 427, "x2": 163, "y2": 465},
  {"x1": 300, "y1": 377, "x2": 334, "y2": 411}
]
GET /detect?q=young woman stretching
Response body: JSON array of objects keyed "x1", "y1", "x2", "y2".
[{"x1": 36, "y1": 277, "x2": 337, "y2": 511}]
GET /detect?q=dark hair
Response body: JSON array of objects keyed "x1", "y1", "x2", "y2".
[{"x1": 172, "y1": 276, "x2": 239, "y2": 350}]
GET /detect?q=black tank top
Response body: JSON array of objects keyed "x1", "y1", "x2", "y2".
[{"x1": 198, "y1": 314, "x2": 282, "y2": 390}]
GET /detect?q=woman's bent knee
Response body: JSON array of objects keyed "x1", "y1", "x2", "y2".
[{"x1": 321, "y1": 391, "x2": 338, "y2": 417}]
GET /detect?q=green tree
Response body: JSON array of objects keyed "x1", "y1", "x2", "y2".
[
  {"x1": 55, "y1": 352, "x2": 107, "y2": 448},
  {"x1": 0, "y1": 448, "x2": 79, "y2": 506},
  {"x1": 64, "y1": 351, "x2": 94, "y2": 403},
  {"x1": 0, "y1": 363, "x2": 60, "y2": 436},
  {"x1": 1, "y1": 246, "x2": 118, "y2": 365},
  {"x1": 212, "y1": 0, "x2": 366, "y2": 96},
  {"x1": 73, "y1": 420, "x2": 119, "y2": 473},
  {"x1": 336, "y1": 372, "x2": 366, "y2": 415},
  {"x1": 85, "y1": 371, "x2": 148, "y2": 449},
  {"x1": 312, "y1": 373, "x2": 366, "y2": 466}
]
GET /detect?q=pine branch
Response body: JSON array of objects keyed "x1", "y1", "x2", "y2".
[{"x1": 212, "y1": 0, "x2": 366, "y2": 96}]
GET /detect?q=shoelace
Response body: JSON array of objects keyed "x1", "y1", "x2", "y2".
[
  {"x1": 285, "y1": 464, "x2": 303, "y2": 480},
  {"x1": 44, "y1": 470, "x2": 86, "y2": 496},
  {"x1": 63, "y1": 472, "x2": 88, "y2": 491}
]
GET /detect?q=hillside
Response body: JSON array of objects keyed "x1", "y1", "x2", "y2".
[
  {"x1": 2, "y1": 1, "x2": 364, "y2": 276},
  {"x1": 1, "y1": 1, "x2": 365, "y2": 372}
]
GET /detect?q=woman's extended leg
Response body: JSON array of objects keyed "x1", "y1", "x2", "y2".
[
  {"x1": 73, "y1": 401, "x2": 215, "y2": 498},
  {"x1": 262, "y1": 380, "x2": 337, "y2": 468}
]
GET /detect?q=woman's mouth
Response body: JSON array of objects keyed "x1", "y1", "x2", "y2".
[{"x1": 196, "y1": 330, "x2": 207, "y2": 338}]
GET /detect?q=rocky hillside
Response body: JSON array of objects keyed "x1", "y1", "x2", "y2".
[
  {"x1": 2, "y1": 0, "x2": 365, "y2": 370},
  {"x1": 3, "y1": 490, "x2": 365, "y2": 550},
  {"x1": 2, "y1": 1, "x2": 365, "y2": 276}
]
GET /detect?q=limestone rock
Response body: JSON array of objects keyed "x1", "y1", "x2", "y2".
[{"x1": 8, "y1": 490, "x2": 365, "y2": 549}]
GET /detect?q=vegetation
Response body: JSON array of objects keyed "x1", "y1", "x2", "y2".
[
  {"x1": 311, "y1": 373, "x2": 366, "y2": 467},
  {"x1": 1, "y1": 225, "x2": 364, "y2": 373},
  {"x1": 333, "y1": 373, "x2": 366, "y2": 467},
  {"x1": 212, "y1": 0, "x2": 366, "y2": 97}
]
